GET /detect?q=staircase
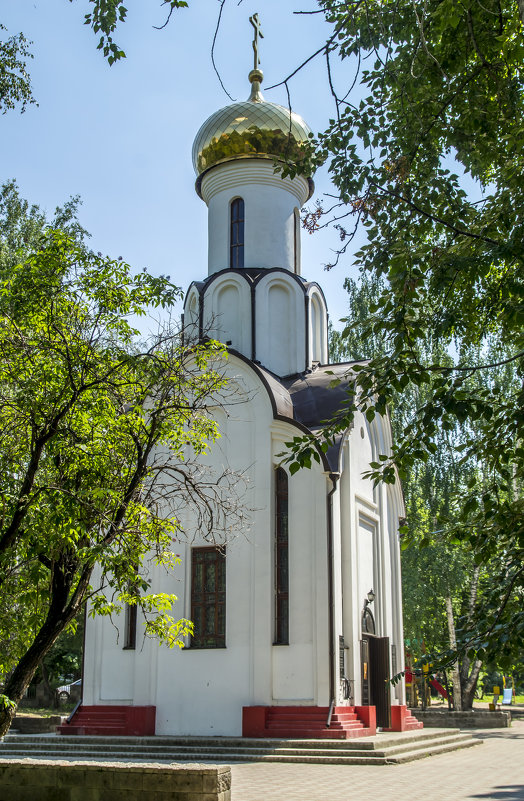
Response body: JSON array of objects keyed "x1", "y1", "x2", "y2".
[
  {"x1": 385, "y1": 705, "x2": 424, "y2": 732},
  {"x1": 242, "y1": 705, "x2": 375, "y2": 739},
  {"x1": 400, "y1": 710, "x2": 424, "y2": 731},
  {"x1": 261, "y1": 706, "x2": 373, "y2": 739},
  {"x1": 57, "y1": 705, "x2": 155, "y2": 736},
  {"x1": 0, "y1": 729, "x2": 481, "y2": 765}
]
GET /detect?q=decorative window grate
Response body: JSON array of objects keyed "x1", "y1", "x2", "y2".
[
  {"x1": 274, "y1": 467, "x2": 289, "y2": 644},
  {"x1": 191, "y1": 547, "x2": 226, "y2": 648}
]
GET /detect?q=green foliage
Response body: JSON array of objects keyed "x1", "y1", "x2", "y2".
[
  {"x1": 41, "y1": 615, "x2": 84, "y2": 686},
  {"x1": 0, "y1": 184, "x2": 236, "y2": 712},
  {"x1": 286, "y1": 0, "x2": 524, "y2": 665},
  {"x1": 72, "y1": 0, "x2": 189, "y2": 64},
  {"x1": 0, "y1": 25, "x2": 35, "y2": 113}
]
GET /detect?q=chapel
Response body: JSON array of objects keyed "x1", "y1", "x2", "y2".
[{"x1": 69, "y1": 29, "x2": 419, "y2": 739}]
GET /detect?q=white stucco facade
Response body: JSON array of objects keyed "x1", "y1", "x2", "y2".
[{"x1": 83, "y1": 353, "x2": 405, "y2": 735}]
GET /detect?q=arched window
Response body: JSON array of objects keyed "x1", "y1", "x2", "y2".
[
  {"x1": 362, "y1": 607, "x2": 376, "y2": 635},
  {"x1": 274, "y1": 467, "x2": 289, "y2": 644},
  {"x1": 230, "y1": 197, "x2": 245, "y2": 269},
  {"x1": 293, "y1": 207, "x2": 301, "y2": 274}
]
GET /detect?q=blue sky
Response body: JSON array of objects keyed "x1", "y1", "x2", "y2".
[{"x1": 2, "y1": 0, "x2": 363, "y2": 332}]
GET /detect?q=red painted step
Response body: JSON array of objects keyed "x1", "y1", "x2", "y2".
[
  {"x1": 58, "y1": 705, "x2": 156, "y2": 736},
  {"x1": 384, "y1": 705, "x2": 424, "y2": 732},
  {"x1": 243, "y1": 706, "x2": 376, "y2": 739}
]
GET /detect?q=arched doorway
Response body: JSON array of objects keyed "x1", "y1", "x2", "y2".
[{"x1": 361, "y1": 605, "x2": 391, "y2": 728}]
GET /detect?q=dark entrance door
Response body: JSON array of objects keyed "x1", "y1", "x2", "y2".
[{"x1": 361, "y1": 634, "x2": 391, "y2": 728}]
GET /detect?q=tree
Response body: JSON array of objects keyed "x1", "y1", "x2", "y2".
[
  {"x1": 285, "y1": 0, "x2": 524, "y2": 664},
  {"x1": 0, "y1": 25, "x2": 35, "y2": 113},
  {"x1": 0, "y1": 184, "x2": 243, "y2": 736},
  {"x1": 330, "y1": 272, "x2": 519, "y2": 709}
]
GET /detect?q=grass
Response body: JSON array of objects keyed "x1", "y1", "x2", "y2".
[{"x1": 17, "y1": 706, "x2": 74, "y2": 717}]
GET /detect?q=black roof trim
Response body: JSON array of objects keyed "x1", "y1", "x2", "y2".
[{"x1": 227, "y1": 350, "x2": 358, "y2": 472}]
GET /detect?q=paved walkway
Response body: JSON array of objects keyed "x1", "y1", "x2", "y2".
[{"x1": 231, "y1": 720, "x2": 524, "y2": 801}]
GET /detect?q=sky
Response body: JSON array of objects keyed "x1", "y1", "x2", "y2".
[{"x1": 1, "y1": 0, "x2": 364, "y2": 332}]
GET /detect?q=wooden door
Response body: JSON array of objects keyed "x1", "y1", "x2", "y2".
[{"x1": 369, "y1": 636, "x2": 391, "y2": 728}]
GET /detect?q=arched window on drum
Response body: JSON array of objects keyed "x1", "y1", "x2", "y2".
[
  {"x1": 230, "y1": 197, "x2": 245, "y2": 269},
  {"x1": 293, "y1": 207, "x2": 301, "y2": 274}
]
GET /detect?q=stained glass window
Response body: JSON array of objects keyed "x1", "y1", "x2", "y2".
[{"x1": 191, "y1": 547, "x2": 226, "y2": 648}]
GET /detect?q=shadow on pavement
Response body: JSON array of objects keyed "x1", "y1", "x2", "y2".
[
  {"x1": 469, "y1": 787, "x2": 524, "y2": 801},
  {"x1": 471, "y1": 731, "x2": 524, "y2": 741}
]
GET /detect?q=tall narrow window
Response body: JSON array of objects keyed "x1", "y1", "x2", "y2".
[
  {"x1": 293, "y1": 207, "x2": 301, "y2": 274},
  {"x1": 191, "y1": 547, "x2": 226, "y2": 648},
  {"x1": 123, "y1": 570, "x2": 139, "y2": 650},
  {"x1": 274, "y1": 467, "x2": 289, "y2": 644},
  {"x1": 123, "y1": 603, "x2": 137, "y2": 650},
  {"x1": 230, "y1": 197, "x2": 245, "y2": 269}
]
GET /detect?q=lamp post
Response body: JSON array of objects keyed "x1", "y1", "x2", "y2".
[{"x1": 364, "y1": 589, "x2": 376, "y2": 607}]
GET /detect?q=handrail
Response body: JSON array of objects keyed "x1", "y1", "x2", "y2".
[
  {"x1": 66, "y1": 700, "x2": 81, "y2": 725},
  {"x1": 326, "y1": 699, "x2": 335, "y2": 728}
]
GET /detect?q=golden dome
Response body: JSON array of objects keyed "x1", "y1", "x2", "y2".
[{"x1": 192, "y1": 70, "x2": 314, "y2": 184}]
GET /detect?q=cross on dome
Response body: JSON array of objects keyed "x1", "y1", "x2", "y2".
[{"x1": 249, "y1": 13, "x2": 264, "y2": 71}]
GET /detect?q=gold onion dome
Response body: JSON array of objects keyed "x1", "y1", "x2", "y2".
[{"x1": 193, "y1": 70, "x2": 314, "y2": 193}]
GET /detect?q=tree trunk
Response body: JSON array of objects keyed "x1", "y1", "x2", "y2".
[
  {"x1": 459, "y1": 566, "x2": 482, "y2": 711},
  {"x1": 445, "y1": 595, "x2": 462, "y2": 711},
  {"x1": 0, "y1": 701, "x2": 17, "y2": 740},
  {"x1": 0, "y1": 560, "x2": 91, "y2": 737},
  {"x1": 461, "y1": 658, "x2": 482, "y2": 711},
  {"x1": 0, "y1": 613, "x2": 71, "y2": 737},
  {"x1": 39, "y1": 658, "x2": 57, "y2": 709}
]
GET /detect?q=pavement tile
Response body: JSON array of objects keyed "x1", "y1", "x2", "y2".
[{"x1": 230, "y1": 720, "x2": 524, "y2": 801}]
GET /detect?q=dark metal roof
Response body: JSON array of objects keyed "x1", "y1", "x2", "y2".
[
  {"x1": 251, "y1": 361, "x2": 365, "y2": 472},
  {"x1": 282, "y1": 364, "x2": 357, "y2": 431}
]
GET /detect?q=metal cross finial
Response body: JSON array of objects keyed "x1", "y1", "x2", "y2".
[{"x1": 249, "y1": 13, "x2": 264, "y2": 70}]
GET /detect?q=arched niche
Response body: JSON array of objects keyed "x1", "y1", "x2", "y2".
[
  {"x1": 308, "y1": 289, "x2": 328, "y2": 365},
  {"x1": 255, "y1": 274, "x2": 305, "y2": 376},
  {"x1": 202, "y1": 273, "x2": 251, "y2": 356},
  {"x1": 184, "y1": 288, "x2": 200, "y2": 343}
]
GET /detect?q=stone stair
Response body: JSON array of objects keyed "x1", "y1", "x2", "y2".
[
  {"x1": 57, "y1": 705, "x2": 155, "y2": 736},
  {"x1": 261, "y1": 706, "x2": 372, "y2": 739},
  {"x1": 0, "y1": 729, "x2": 481, "y2": 765},
  {"x1": 61, "y1": 706, "x2": 128, "y2": 736}
]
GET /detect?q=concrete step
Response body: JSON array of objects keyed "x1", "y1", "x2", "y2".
[
  {"x1": 3, "y1": 727, "x2": 465, "y2": 750},
  {"x1": 0, "y1": 741, "x2": 387, "y2": 759},
  {"x1": 0, "y1": 729, "x2": 481, "y2": 765},
  {"x1": 385, "y1": 737, "x2": 481, "y2": 764},
  {"x1": 376, "y1": 732, "x2": 476, "y2": 758}
]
